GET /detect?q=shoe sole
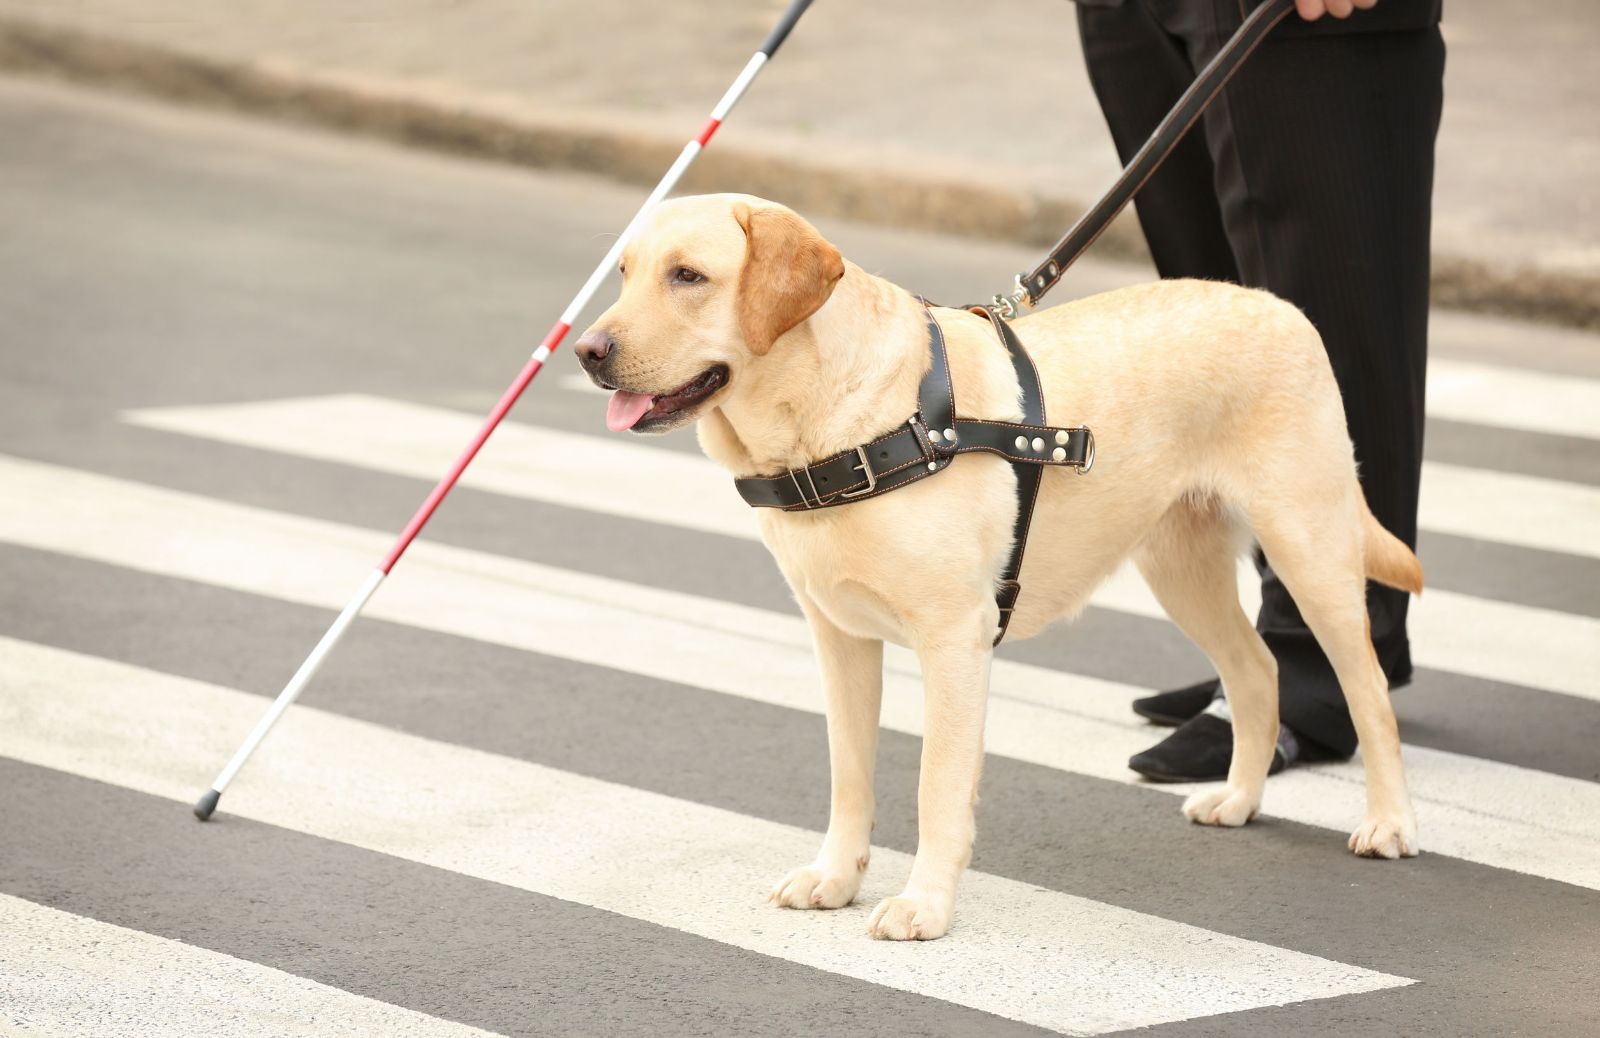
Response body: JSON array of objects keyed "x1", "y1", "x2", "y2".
[
  {"x1": 1128, "y1": 764, "x2": 1227, "y2": 784},
  {"x1": 1130, "y1": 705, "x2": 1194, "y2": 728},
  {"x1": 1128, "y1": 758, "x2": 1287, "y2": 784}
]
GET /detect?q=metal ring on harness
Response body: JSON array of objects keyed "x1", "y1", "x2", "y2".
[{"x1": 1000, "y1": 0, "x2": 1296, "y2": 309}]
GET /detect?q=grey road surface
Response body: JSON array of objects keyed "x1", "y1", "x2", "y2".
[{"x1": 1, "y1": 77, "x2": 1597, "y2": 1037}]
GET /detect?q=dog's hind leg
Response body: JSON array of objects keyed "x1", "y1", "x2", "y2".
[
  {"x1": 769, "y1": 603, "x2": 883, "y2": 910},
  {"x1": 866, "y1": 611, "x2": 994, "y2": 941},
  {"x1": 1251, "y1": 495, "x2": 1419, "y2": 859},
  {"x1": 1134, "y1": 498, "x2": 1279, "y2": 827}
]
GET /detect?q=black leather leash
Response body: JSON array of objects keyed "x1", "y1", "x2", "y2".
[
  {"x1": 992, "y1": 0, "x2": 1296, "y2": 317},
  {"x1": 735, "y1": 0, "x2": 1292, "y2": 643}
]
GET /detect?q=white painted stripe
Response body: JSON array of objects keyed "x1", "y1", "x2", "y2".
[
  {"x1": 129, "y1": 393, "x2": 1600, "y2": 557},
  {"x1": 122, "y1": 395, "x2": 1600, "y2": 699},
  {"x1": 569, "y1": 358, "x2": 1600, "y2": 444},
  {"x1": 211, "y1": 566, "x2": 386, "y2": 793},
  {"x1": 1417, "y1": 461, "x2": 1598, "y2": 561},
  {"x1": 1092, "y1": 561, "x2": 1600, "y2": 703},
  {"x1": 3, "y1": 455, "x2": 1598, "y2": 891},
  {"x1": 1429, "y1": 359, "x2": 1600, "y2": 440},
  {"x1": 0, "y1": 639, "x2": 1409, "y2": 1034},
  {"x1": 128, "y1": 393, "x2": 759, "y2": 541},
  {"x1": 0, "y1": 893, "x2": 502, "y2": 1038},
  {"x1": 568, "y1": 362, "x2": 1600, "y2": 442}
]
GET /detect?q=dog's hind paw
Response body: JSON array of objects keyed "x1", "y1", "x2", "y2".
[
  {"x1": 768, "y1": 864, "x2": 862, "y2": 910},
  {"x1": 1181, "y1": 785, "x2": 1261, "y2": 827},
  {"x1": 1349, "y1": 814, "x2": 1419, "y2": 859},
  {"x1": 866, "y1": 892, "x2": 952, "y2": 941}
]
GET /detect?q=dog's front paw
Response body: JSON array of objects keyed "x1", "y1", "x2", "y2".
[
  {"x1": 768, "y1": 862, "x2": 864, "y2": 910},
  {"x1": 1348, "y1": 813, "x2": 1419, "y2": 859},
  {"x1": 1181, "y1": 785, "x2": 1261, "y2": 827},
  {"x1": 866, "y1": 892, "x2": 952, "y2": 941}
]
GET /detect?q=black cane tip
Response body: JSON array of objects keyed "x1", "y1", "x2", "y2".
[{"x1": 194, "y1": 789, "x2": 221, "y2": 821}]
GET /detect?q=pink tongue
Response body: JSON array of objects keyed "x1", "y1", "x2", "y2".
[{"x1": 606, "y1": 390, "x2": 655, "y2": 432}]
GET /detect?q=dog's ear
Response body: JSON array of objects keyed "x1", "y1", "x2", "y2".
[{"x1": 732, "y1": 202, "x2": 845, "y2": 356}]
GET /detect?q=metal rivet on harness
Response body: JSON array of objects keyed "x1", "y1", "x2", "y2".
[
  {"x1": 1052, "y1": 447, "x2": 1066, "y2": 462},
  {"x1": 926, "y1": 461, "x2": 937, "y2": 472},
  {"x1": 943, "y1": 428, "x2": 956, "y2": 442},
  {"x1": 1014, "y1": 436, "x2": 1027, "y2": 451},
  {"x1": 1031, "y1": 437, "x2": 1044, "y2": 452},
  {"x1": 1055, "y1": 430, "x2": 1068, "y2": 445}
]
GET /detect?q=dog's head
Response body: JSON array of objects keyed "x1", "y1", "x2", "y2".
[{"x1": 576, "y1": 194, "x2": 845, "y2": 434}]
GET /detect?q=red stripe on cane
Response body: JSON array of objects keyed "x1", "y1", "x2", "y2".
[
  {"x1": 695, "y1": 117, "x2": 722, "y2": 147},
  {"x1": 535, "y1": 320, "x2": 571, "y2": 358},
  {"x1": 378, "y1": 320, "x2": 572, "y2": 573}
]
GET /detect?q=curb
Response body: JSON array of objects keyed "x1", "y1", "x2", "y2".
[{"x1": 2, "y1": 16, "x2": 1594, "y2": 331}]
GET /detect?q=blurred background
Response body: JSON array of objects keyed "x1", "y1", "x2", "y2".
[{"x1": 1, "y1": 0, "x2": 1595, "y2": 322}]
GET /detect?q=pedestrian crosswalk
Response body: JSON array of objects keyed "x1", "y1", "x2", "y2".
[
  {"x1": 0, "y1": 894, "x2": 502, "y2": 1038},
  {"x1": 1422, "y1": 359, "x2": 1600, "y2": 440},
  {"x1": 124, "y1": 390, "x2": 1600, "y2": 561},
  {"x1": 0, "y1": 638, "x2": 1412, "y2": 1036},
  {"x1": 122, "y1": 393, "x2": 1600, "y2": 699},
  {"x1": 3, "y1": 450, "x2": 1597, "y2": 893},
  {"x1": 5, "y1": 354, "x2": 1600, "y2": 1035}
]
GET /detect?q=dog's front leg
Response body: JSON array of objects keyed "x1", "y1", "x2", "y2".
[
  {"x1": 769, "y1": 604, "x2": 883, "y2": 910},
  {"x1": 868, "y1": 620, "x2": 991, "y2": 941}
]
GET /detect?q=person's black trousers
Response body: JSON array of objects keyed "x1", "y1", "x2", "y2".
[{"x1": 1076, "y1": 0, "x2": 1445, "y2": 754}]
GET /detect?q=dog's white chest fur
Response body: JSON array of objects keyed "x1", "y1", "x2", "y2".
[{"x1": 759, "y1": 511, "x2": 916, "y2": 645}]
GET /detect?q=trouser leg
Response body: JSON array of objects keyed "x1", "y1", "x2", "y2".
[
  {"x1": 1191, "y1": 5, "x2": 1443, "y2": 751},
  {"x1": 1079, "y1": 0, "x2": 1443, "y2": 754},
  {"x1": 1076, "y1": 0, "x2": 1240, "y2": 283}
]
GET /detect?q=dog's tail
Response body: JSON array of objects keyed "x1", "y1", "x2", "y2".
[{"x1": 1362, "y1": 497, "x2": 1424, "y2": 595}]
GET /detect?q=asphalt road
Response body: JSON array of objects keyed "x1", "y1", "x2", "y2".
[{"x1": 1, "y1": 76, "x2": 1597, "y2": 1037}]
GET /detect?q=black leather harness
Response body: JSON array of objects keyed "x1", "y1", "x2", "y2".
[{"x1": 734, "y1": 304, "x2": 1093, "y2": 645}]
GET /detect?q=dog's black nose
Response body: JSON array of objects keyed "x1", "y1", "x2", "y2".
[{"x1": 575, "y1": 329, "x2": 614, "y2": 368}]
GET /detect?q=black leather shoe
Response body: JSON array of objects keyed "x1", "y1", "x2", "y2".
[
  {"x1": 1127, "y1": 713, "x2": 1286, "y2": 783},
  {"x1": 1132, "y1": 678, "x2": 1220, "y2": 727}
]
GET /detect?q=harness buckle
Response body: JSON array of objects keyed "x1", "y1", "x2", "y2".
[{"x1": 839, "y1": 446, "x2": 878, "y2": 499}]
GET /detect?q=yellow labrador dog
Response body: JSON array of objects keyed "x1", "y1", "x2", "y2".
[{"x1": 575, "y1": 193, "x2": 1423, "y2": 941}]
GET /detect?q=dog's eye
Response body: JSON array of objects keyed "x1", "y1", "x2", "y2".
[{"x1": 672, "y1": 267, "x2": 707, "y2": 285}]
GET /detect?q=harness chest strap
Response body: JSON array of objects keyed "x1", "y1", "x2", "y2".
[{"x1": 732, "y1": 303, "x2": 1094, "y2": 644}]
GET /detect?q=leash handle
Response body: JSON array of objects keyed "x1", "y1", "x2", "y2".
[
  {"x1": 760, "y1": 0, "x2": 815, "y2": 57},
  {"x1": 996, "y1": 0, "x2": 1297, "y2": 315}
]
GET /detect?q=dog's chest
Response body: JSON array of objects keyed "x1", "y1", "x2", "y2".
[
  {"x1": 807, "y1": 578, "x2": 909, "y2": 644},
  {"x1": 759, "y1": 514, "x2": 918, "y2": 645}
]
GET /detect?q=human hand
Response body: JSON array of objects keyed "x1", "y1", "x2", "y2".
[{"x1": 1295, "y1": 0, "x2": 1377, "y2": 19}]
